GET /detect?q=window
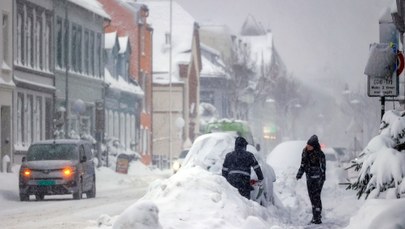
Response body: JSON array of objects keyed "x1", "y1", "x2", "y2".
[
  {"x1": 97, "y1": 33, "x2": 102, "y2": 78},
  {"x1": 108, "y1": 110, "x2": 113, "y2": 138},
  {"x1": 44, "y1": 21, "x2": 52, "y2": 71},
  {"x1": 114, "y1": 111, "x2": 119, "y2": 138},
  {"x1": 26, "y1": 95, "x2": 33, "y2": 145},
  {"x1": 126, "y1": 114, "x2": 130, "y2": 149},
  {"x1": 56, "y1": 17, "x2": 63, "y2": 68},
  {"x1": 120, "y1": 113, "x2": 125, "y2": 146},
  {"x1": 46, "y1": 20, "x2": 51, "y2": 71},
  {"x1": 27, "y1": 14, "x2": 33, "y2": 67},
  {"x1": 104, "y1": 110, "x2": 109, "y2": 138},
  {"x1": 71, "y1": 25, "x2": 76, "y2": 71},
  {"x1": 71, "y1": 24, "x2": 82, "y2": 72},
  {"x1": 17, "y1": 93, "x2": 24, "y2": 145},
  {"x1": 35, "y1": 17, "x2": 42, "y2": 69},
  {"x1": 90, "y1": 31, "x2": 95, "y2": 76},
  {"x1": 34, "y1": 97, "x2": 42, "y2": 142},
  {"x1": 17, "y1": 12, "x2": 23, "y2": 64},
  {"x1": 84, "y1": 30, "x2": 89, "y2": 75},
  {"x1": 77, "y1": 26, "x2": 82, "y2": 73},
  {"x1": 64, "y1": 19, "x2": 69, "y2": 69},
  {"x1": 2, "y1": 13, "x2": 9, "y2": 63},
  {"x1": 130, "y1": 115, "x2": 135, "y2": 150}
]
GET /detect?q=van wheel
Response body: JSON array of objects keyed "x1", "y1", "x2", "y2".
[
  {"x1": 86, "y1": 178, "x2": 96, "y2": 198},
  {"x1": 19, "y1": 193, "x2": 29, "y2": 201},
  {"x1": 73, "y1": 180, "x2": 82, "y2": 200},
  {"x1": 35, "y1": 194, "x2": 44, "y2": 201}
]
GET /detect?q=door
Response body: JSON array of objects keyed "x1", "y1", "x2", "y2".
[{"x1": 1, "y1": 106, "x2": 11, "y2": 172}]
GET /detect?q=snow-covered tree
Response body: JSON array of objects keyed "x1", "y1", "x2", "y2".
[{"x1": 347, "y1": 110, "x2": 405, "y2": 199}]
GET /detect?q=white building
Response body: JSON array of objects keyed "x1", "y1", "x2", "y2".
[
  {"x1": 13, "y1": 0, "x2": 55, "y2": 162},
  {"x1": 141, "y1": 1, "x2": 201, "y2": 168},
  {"x1": 0, "y1": 0, "x2": 14, "y2": 170}
]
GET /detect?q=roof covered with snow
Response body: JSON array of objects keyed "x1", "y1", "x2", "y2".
[
  {"x1": 104, "y1": 68, "x2": 144, "y2": 96},
  {"x1": 118, "y1": 36, "x2": 130, "y2": 54},
  {"x1": 240, "y1": 32, "x2": 273, "y2": 69},
  {"x1": 139, "y1": 0, "x2": 195, "y2": 81},
  {"x1": 105, "y1": 32, "x2": 118, "y2": 50},
  {"x1": 200, "y1": 43, "x2": 229, "y2": 78},
  {"x1": 68, "y1": 0, "x2": 111, "y2": 19}
]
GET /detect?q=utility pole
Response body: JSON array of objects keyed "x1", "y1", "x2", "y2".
[
  {"x1": 64, "y1": 0, "x2": 69, "y2": 138},
  {"x1": 168, "y1": 0, "x2": 173, "y2": 169}
]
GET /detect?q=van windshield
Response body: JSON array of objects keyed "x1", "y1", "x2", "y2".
[{"x1": 27, "y1": 144, "x2": 78, "y2": 161}]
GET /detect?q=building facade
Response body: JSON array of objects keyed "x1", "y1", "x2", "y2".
[
  {"x1": 104, "y1": 32, "x2": 144, "y2": 153},
  {"x1": 99, "y1": 0, "x2": 153, "y2": 164},
  {"x1": 0, "y1": 0, "x2": 15, "y2": 170},
  {"x1": 147, "y1": 1, "x2": 201, "y2": 168},
  {"x1": 53, "y1": 0, "x2": 109, "y2": 143},
  {"x1": 13, "y1": 0, "x2": 55, "y2": 162},
  {"x1": 199, "y1": 43, "x2": 232, "y2": 121}
]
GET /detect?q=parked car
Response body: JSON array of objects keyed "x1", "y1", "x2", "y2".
[
  {"x1": 172, "y1": 149, "x2": 189, "y2": 173},
  {"x1": 181, "y1": 132, "x2": 276, "y2": 206},
  {"x1": 19, "y1": 139, "x2": 96, "y2": 201}
]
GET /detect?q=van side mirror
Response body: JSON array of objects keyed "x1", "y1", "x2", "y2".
[{"x1": 80, "y1": 155, "x2": 87, "y2": 163}]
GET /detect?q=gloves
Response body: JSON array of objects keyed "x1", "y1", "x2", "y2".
[{"x1": 296, "y1": 174, "x2": 301, "y2": 180}]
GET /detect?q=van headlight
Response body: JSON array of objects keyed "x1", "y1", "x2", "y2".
[{"x1": 173, "y1": 161, "x2": 181, "y2": 171}]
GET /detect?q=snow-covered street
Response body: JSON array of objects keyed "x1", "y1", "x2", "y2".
[{"x1": 0, "y1": 163, "x2": 170, "y2": 229}]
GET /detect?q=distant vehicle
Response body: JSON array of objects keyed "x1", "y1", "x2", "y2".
[
  {"x1": 181, "y1": 132, "x2": 276, "y2": 206},
  {"x1": 19, "y1": 139, "x2": 96, "y2": 201},
  {"x1": 205, "y1": 119, "x2": 260, "y2": 150},
  {"x1": 172, "y1": 149, "x2": 189, "y2": 173}
]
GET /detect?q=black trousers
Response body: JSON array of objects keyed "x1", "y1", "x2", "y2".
[
  {"x1": 227, "y1": 174, "x2": 252, "y2": 199},
  {"x1": 306, "y1": 178, "x2": 324, "y2": 220}
]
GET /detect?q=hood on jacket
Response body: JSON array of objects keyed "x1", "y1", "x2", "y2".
[
  {"x1": 307, "y1": 134, "x2": 321, "y2": 150},
  {"x1": 235, "y1": 136, "x2": 248, "y2": 151}
]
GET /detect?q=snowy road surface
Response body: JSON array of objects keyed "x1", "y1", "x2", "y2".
[{"x1": 0, "y1": 165, "x2": 170, "y2": 229}]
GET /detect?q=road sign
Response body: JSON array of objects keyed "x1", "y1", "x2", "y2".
[{"x1": 367, "y1": 75, "x2": 399, "y2": 97}]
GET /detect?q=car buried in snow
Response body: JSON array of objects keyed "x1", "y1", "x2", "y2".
[
  {"x1": 172, "y1": 149, "x2": 189, "y2": 174},
  {"x1": 180, "y1": 132, "x2": 276, "y2": 206},
  {"x1": 19, "y1": 139, "x2": 96, "y2": 201}
]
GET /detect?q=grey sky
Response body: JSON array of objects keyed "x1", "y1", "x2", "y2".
[{"x1": 176, "y1": 0, "x2": 394, "y2": 94}]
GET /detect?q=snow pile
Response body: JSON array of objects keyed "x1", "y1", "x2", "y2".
[
  {"x1": 349, "y1": 110, "x2": 405, "y2": 199},
  {"x1": 266, "y1": 140, "x2": 306, "y2": 170},
  {"x1": 112, "y1": 200, "x2": 162, "y2": 229},
  {"x1": 345, "y1": 199, "x2": 405, "y2": 229},
  {"x1": 139, "y1": 166, "x2": 278, "y2": 229},
  {"x1": 100, "y1": 132, "x2": 284, "y2": 228}
]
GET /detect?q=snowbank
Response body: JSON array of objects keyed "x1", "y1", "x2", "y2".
[{"x1": 345, "y1": 199, "x2": 405, "y2": 229}]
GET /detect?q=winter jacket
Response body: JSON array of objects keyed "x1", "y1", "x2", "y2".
[
  {"x1": 222, "y1": 137, "x2": 264, "y2": 181},
  {"x1": 296, "y1": 148, "x2": 326, "y2": 181}
]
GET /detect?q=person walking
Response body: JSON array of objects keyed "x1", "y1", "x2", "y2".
[
  {"x1": 296, "y1": 135, "x2": 326, "y2": 224},
  {"x1": 222, "y1": 136, "x2": 264, "y2": 199}
]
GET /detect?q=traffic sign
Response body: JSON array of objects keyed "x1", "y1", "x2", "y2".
[{"x1": 367, "y1": 75, "x2": 399, "y2": 97}]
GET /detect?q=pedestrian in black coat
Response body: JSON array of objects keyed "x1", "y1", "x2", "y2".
[
  {"x1": 296, "y1": 135, "x2": 326, "y2": 224},
  {"x1": 222, "y1": 136, "x2": 264, "y2": 199}
]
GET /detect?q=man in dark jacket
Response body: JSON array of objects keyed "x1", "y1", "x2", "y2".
[
  {"x1": 222, "y1": 136, "x2": 264, "y2": 199},
  {"x1": 296, "y1": 135, "x2": 326, "y2": 224}
]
